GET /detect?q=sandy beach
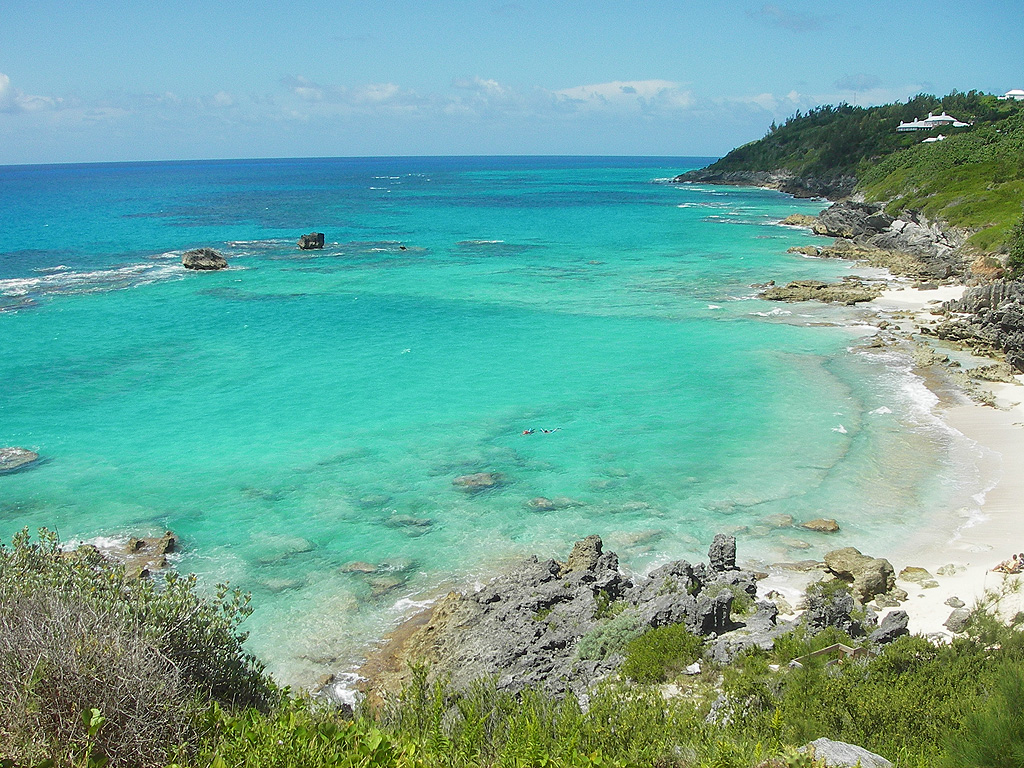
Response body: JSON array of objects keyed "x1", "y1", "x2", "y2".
[{"x1": 763, "y1": 282, "x2": 1024, "y2": 639}]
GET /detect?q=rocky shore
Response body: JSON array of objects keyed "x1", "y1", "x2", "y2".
[
  {"x1": 356, "y1": 535, "x2": 912, "y2": 704},
  {"x1": 672, "y1": 169, "x2": 856, "y2": 200}
]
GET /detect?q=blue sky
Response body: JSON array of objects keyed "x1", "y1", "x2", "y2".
[{"x1": 1, "y1": 0, "x2": 1021, "y2": 164}]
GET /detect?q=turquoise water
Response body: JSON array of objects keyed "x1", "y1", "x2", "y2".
[{"x1": 0, "y1": 157, "x2": 985, "y2": 682}]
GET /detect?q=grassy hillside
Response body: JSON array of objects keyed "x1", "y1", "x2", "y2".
[{"x1": 696, "y1": 91, "x2": 1024, "y2": 252}]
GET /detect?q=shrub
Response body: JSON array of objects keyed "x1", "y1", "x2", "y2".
[
  {"x1": 575, "y1": 611, "x2": 643, "y2": 660},
  {"x1": 1005, "y1": 208, "x2": 1024, "y2": 278},
  {"x1": 0, "y1": 528, "x2": 276, "y2": 767},
  {"x1": 620, "y1": 624, "x2": 704, "y2": 683}
]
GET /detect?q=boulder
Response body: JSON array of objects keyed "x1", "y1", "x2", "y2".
[
  {"x1": 944, "y1": 606, "x2": 971, "y2": 633},
  {"x1": 813, "y1": 201, "x2": 883, "y2": 239},
  {"x1": 452, "y1": 472, "x2": 506, "y2": 492},
  {"x1": 869, "y1": 610, "x2": 909, "y2": 645},
  {"x1": 117, "y1": 531, "x2": 177, "y2": 579},
  {"x1": 898, "y1": 566, "x2": 938, "y2": 588},
  {"x1": 801, "y1": 518, "x2": 840, "y2": 533},
  {"x1": 181, "y1": 248, "x2": 228, "y2": 270},
  {"x1": 801, "y1": 738, "x2": 893, "y2": 768},
  {"x1": 824, "y1": 547, "x2": 895, "y2": 602},
  {"x1": 0, "y1": 447, "x2": 40, "y2": 474},
  {"x1": 298, "y1": 232, "x2": 325, "y2": 250}
]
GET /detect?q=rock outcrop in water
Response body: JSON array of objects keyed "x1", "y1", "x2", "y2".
[
  {"x1": 182, "y1": 248, "x2": 228, "y2": 271},
  {"x1": 0, "y1": 447, "x2": 40, "y2": 474},
  {"x1": 298, "y1": 232, "x2": 325, "y2": 250},
  {"x1": 760, "y1": 278, "x2": 882, "y2": 305}
]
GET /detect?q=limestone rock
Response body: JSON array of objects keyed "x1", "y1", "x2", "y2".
[
  {"x1": 802, "y1": 737, "x2": 893, "y2": 768},
  {"x1": 787, "y1": 245, "x2": 820, "y2": 256},
  {"x1": 117, "y1": 531, "x2": 177, "y2": 579},
  {"x1": 182, "y1": 248, "x2": 228, "y2": 270},
  {"x1": 780, "y1": 214, "x2": 817, "y2": 227},
  {"x1": 801, "y1": 518, "x2": 840, "y2": 533},
  {"x1": 824, "y1": 547, "x2": 895, "y2": 602},
  {"x1": 298, "y1": 232, "x2": 325, "y2": 250},
  {"x1": 562, "y1": 535, "x2": 603, "y2": 574},
  {"x1": 869, "y1": 610, "x2": 909, "y2": 645},
  {"x1": 0, "y1": 447, "x2": 40, "y2": 474},
  {"x1": 944, "y1": 596, "x2": 965, "y2": 609},
  {"x1": 709, "y1": 533, "x2": 737, "y2": 572},
  {"x1": 898, "y1": 566, "x2": 935, "y2": 585},
  {"x1": 944, "y1": 606, "x2": 971, "y2": 633},
  {"x1": 761, "y1": 279, "x2": 881, "y2": 305}
]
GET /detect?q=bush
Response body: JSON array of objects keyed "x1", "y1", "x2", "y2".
[
  {"x1": 575, "y1": 611, "x2": 643, "y2": 660},
  {"x1": 620, "y1": 624, "x2": 704, "y2": 683},
  {"x1": 0, "y1": 528, "x2": 276, "y2": 767},
  {"x1": 1005, "y1": 208, "x2": 1024, "y2": 278}
]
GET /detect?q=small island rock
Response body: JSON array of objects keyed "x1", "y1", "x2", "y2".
[
  {"x1": 182, "y1": 248, "x2": 228, "y2": 271},
  {"x1": 298, "y1": 232, "x2": 325, "y2": 250},
  {"x1": 0, "y1": 447, "x2": 40, "y2": 474}
]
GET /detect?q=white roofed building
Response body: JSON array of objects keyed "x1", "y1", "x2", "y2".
[
  {"x1": 897, "y1": 111, "x2": 970, "y2": 132},
  {"x1": 999, "y1": 90, "x2": 1024, "y2": 101}
]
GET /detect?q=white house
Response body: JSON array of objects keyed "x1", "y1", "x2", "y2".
[
  {"x1": 999, "y1": 89, "x2": 1024, "y2": 101},
  {"x1": 922, "y1": 134, "x2": 947, "y2": 143},
  {"x1": 896, "y1": 111, "x2": 970, "y2": 132}
]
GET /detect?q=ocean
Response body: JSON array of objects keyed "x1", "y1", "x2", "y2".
[{"x1": 0, "y1": 156, "x2": 989, "y2": 684}]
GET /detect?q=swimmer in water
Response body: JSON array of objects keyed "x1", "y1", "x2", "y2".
[
  {"x1": 522, "y1": 429, "x2": 535, "y2": 435},
  {"x1": 541, "y1": 428, "x2": 560, "y2": 433}
]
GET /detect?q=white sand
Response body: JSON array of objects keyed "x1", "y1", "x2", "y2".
[
  {"x1": 759, "y1": 284, "x2": 1024, "y2": 638},
  {"x1": 869, "y1": 286, "x2": 1024, "y2": 637}
]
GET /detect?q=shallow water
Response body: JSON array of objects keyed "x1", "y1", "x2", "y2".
[{"x1": 0, "y1": 156, "x2": 989, "y2": 683}]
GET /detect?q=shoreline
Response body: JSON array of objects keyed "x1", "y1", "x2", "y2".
[{"x1": 787, "y1": 281, "x2": 1024, "y2": 638}]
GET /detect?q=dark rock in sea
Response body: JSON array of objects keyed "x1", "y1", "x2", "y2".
[
  {"x1": 298, "y1": 232, "x2": 325, "y2": 250},
  {"x1": 801, "y1": 738, "x2": 893, "y2": 768},
  {"x1": 869, "y1": 610, "x2": 909, "y2": 645},
  {"x1": 0, "y1": 447, "x2": 40, "y2": 474},
  {"x1": 182, "y1": 248, "x2": 228, "y2": 271},
  {"x1": 358, "y1": 533, "x2": 760, "y2": 700}
]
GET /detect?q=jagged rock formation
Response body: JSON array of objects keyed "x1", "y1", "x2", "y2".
[
  {"x1": 811, "y1": 201, "x2": 967, "y2": 279},
  {"x1": 672, "y1": 169, "x2": 856, "y2": 200},
  {"x1": 181, "y1": 248, "x2": 228, "y2": 271},
  {"x1": 359, "y1": 535, "x2": 762, "y2": 699},
  {"x1": 936, "y1": 280, "x2": 1024, "y2": 371}
]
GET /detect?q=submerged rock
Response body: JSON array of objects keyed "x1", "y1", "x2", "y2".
[
  {"x1": 801, "y1": 518, "x2": 840, "y2": 533},
  {"x1": 0, "y1": 447, "x2": 40, "y2": 474},
  {"x1": 452, "y1": 472, "x2": 507, "y2": 492},
  {"x1": 182, "y1": 248, "x2": 228, "y2": 270}
]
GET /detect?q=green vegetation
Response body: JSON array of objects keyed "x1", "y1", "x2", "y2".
[
  {"x1": 620, "y1": 624, "x2": 704, "y2": 683},
  {"x1": 6, "y1": 528, "x2": 1024, "y2": 768},
  {"x1": 696, "y1": 90, "x2": 1024, "y2": 253}
]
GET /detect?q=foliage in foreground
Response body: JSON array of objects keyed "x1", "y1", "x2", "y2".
[
  {"x1": 0, "y1": 528, "x2": 276, "y2": 768},
  {"x1": 8, "y1": 525, "x2": 1024, "y2": 768}
]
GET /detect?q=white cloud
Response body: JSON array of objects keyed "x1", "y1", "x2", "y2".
[
  {"x1": 0, "y1": 72, "x2": 58, "y2": 113},
  {"x1": 554, "y1": 80, "x2": 694, "y2": 112}
]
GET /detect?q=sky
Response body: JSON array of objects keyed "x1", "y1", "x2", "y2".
[{"x1": 0, "y1": 0, "x2": 1021, "y2": 165}]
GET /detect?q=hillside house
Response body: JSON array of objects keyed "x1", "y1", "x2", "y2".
[{"x1": 897, "y1": 112, "x2": 970, "y2": 132}]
